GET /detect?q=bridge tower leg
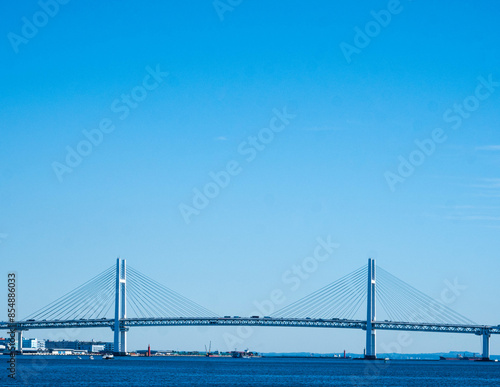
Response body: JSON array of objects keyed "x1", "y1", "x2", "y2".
[
  {"x1": 365, "y1": 258, "x2": 376, "y2": 359},
  {"x1": 114, "y1": 258, "x2": 127, "y2": 355},
  {"x1": 482, "y1": 330, "x2": 490, "y2": 361}
]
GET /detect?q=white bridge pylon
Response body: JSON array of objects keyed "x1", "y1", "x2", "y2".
[
  {"x1": 365, "y1": 258, "x2": 376, "y2": 359},
  {"x1": 114, "y1": 258, "x2": 127, "y2": 355}
]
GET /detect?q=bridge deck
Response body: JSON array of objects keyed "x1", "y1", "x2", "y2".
[{"x1": 2, "y1": 317, "x2": 499, "y2": 335}]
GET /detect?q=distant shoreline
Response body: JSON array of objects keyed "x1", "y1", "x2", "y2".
[{"x1": 4, "y1": 353, "x2": 499, "y2": 362}]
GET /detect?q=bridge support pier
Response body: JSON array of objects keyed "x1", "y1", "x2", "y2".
[
  {"x1": 482, "y1": 330, "x2": 491, "y2": 361},
  {"x1": 114, "y1": 258, "x2": 127, "y2": 355},
  {"x1": 17, "y1": 330, "x2": 23, "y2": 353},
  {"x1": 365, "y1": 258, "x2": 376, "y2": 359}
]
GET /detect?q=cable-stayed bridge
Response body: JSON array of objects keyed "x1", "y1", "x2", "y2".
[{"x1": 2, "y1": 258, "x2": 499, "y2": 359}]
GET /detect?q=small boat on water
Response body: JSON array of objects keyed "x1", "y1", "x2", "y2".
[
  {"x1": 439, "y1": 353, "x2": 482, "y2": 361},
  {"x1": 102, "y1": 354, "x2": 114, "y2": 360},
  {"x1": 89, "y1": 355, "x2": 94, "y2": 360},
  {"x1": 205, "y1": 341, "x2": 219, "y2": 357},
  {"x1": 231, "y1": 349, "x2": 261, "y2": 358}
]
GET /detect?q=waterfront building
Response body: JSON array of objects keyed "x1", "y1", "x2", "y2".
[
  {"x1": 0, "y1": 337, "x2": 45, "y2": 352},
  {"x1": 44, "y1": 339, "x2": 113, "y2": 353}
]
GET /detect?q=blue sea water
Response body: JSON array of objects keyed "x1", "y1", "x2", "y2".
[{"x1": 4, "y1": 356, "x2": 500, "y2": 386}]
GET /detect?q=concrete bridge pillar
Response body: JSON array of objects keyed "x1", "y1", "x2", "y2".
[
  {"x1": 17, "y1": 330, "x2": 23, "y2": 353},
  {"x1": 482, "y1": 330, "x2": 491, "y2": 361}
]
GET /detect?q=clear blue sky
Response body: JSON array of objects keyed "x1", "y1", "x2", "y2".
[{"x1": 1, "y1": 0, "x2": 499, "y2": 354}]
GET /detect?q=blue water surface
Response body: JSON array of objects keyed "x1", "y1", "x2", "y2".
[{"x1": 4, "y1": 355, "x2": 500, "y2": 386}]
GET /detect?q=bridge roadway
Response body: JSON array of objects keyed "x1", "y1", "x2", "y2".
[{"x1": 2, "y1": 317, "x2": 500, "y2": 335}]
